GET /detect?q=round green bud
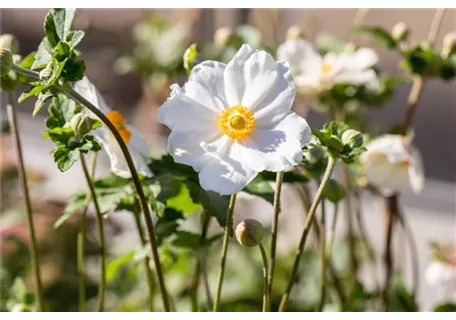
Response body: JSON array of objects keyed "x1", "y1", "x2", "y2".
[
  {"x1": 306, "y1": 145, "x2": 326, "y2": 164},
  {"x1": 214, "y1": 27, "x2": 234, "y2": 46},
  {"x1": 235, "y1": 219, "x2": 264, "y2": 247},
  {"x1": 286, "y1": 25, "x2": 304, "y2": 40},
  {"x1": 70, "y1": 113, "x2": 92, "y2": 137},
  {"x1": 0, "y1": 34, "x2": 19, "y2": 54},
  {"x1": 324, "y1": 179, "x2": 345, "y2": 203},
  {"x1": 0, "y1": 48, "x2": 13, "y2": 77},
  {"x1": 341, "y1": 129, "x2": 363, "y2": 148},
  {"x1": 391, "y1": 22, "x2": 409, "y2": 42}
]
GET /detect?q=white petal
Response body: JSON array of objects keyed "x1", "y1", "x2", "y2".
[
  {"x1": 277, "y1": 39, "x2": 322, "y2": 77},
  {"x1": 167, "y1": 130, "x2": 221, "y2": 171},
  {"x1": 73, "y1": 76, "x2": 111, "y2": 114},
  {"x1": 408, "y1": 146, "x2": 425, "y2": 193},
  {"x1": 157, "y1": 84, "x2": 220, "y2": 133},
  {"x1": 127, "y1": 126, "x2": 150, "y2": 157},
  {"x1": 183, "y1": 80, "x2": 226, "y2": 112},
  {"x1": 352, "y1": 48, "x2": 378, "y2": 70},
  {"x1": 332, "y1": 69, "x2": 379, "y2": 90},
  {"x1": 198, "y1": 140, "x2": 258, "y2": 195},
  {"x1": 101, "y1": 132, "x2": 152, "y2": 178},
  {"x1": 238, "y1": 112, "x2": 311, "y2": 172},
  {"x1": 189, "y1": 60, "x2": 227, "y2": 103},
  {"x1": 223, "y1": 44, "x2": 257, "y2": 106}
]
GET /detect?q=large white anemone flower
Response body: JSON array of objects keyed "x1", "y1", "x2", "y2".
[
  {"x1": 157, "y1": 44, "x2": 311, "y2": 195},
  {"x1": 74, "y1": 77, "x2": 152, "y2": 178},
  {"x1": 360, "y1": 135, "x2": 424, "y2": 195},
  {"x1": 277, "y1": 39, "x2": 379, "y2": 99}
]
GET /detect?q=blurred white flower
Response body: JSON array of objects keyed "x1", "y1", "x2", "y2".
[
  {"x1": 360, "y1": 135, "x2": 424, "y2": 195},
  {"x1": 74, "y1": 77, "x2": 152, "y2": 178},
  {"x1": 425, "y1": 244, "x2": 456, "y2": 301},
  {"x1": 157, "y1": 44, "x2": 311, "y2": 195},
  {"x1": 277, "y1": 39, "x2": 379, "y2": 100}
]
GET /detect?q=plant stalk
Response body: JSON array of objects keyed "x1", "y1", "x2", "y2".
[{"x1": 258, "y1": 243, "x2": 270, "y2": 312}]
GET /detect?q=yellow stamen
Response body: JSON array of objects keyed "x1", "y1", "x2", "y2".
[
  {"x1": 321, "y1": 62, "x2": 333, "y2": 74},
  {"x1": 400, "y1": 159, "x2": 411, "y2": 167},
  {"x1": 106, "y1": 110, "x2": 132, "y2": 143},
  {"x1": 219, "y1": 106, "x2": 255, "y2": 140}
]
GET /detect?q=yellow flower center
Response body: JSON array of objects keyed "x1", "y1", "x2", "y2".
[
  {"x1": 106, "y1": 110, "x2": 132, "y2": 143},
  {"x1": 218, "y1": 106, "x2": 255, "y2": 140},
  {"x1": 321, "y1": 62, "x2": 333, "y2": 74},
  {"x1": 400, "y1": 159, "x2": 411, "y2": 167}
]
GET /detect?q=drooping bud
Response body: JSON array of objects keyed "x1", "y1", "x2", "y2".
[
  {"x1": 391, "y1": 22, "x2": 409, "y2": 42},
  {"x1": 286, "y1": 25, "x2": 304, "y2": 40},
  {"x1": 341, "y1": 129, "x2": 363, "y2": 148},
  {"x1": 235, "y1": 219, "x2": 265, "y2": 247},
  {"x1": 442, "y1": 32, "x2": 456, "y2": 58},
  {"x1": 0, "y1": 48, "x2": 13, "y2": 77},
  {"x1": 214, "y1": 27, "x2": 234, "y2": 46},
  {"x1": 70, "y1": 113, "x2": 92, "y2": 137},
  {"x1": 0, "y1": 34, "x2": 19, "y2": 54}
]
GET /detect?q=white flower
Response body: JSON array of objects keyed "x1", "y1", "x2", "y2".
[
  {"x1": 73, "y1": 77, "x2": 152, "y2": 178},
  {"x1": 360, "y1": 135, "x2": 424, "y2": 195},
  {"x1": 277, "y1": 39, "x2": 379, "y2": 100},
  {"x1": 157, "y1": 44, "x2": 311, "y2": 195}
]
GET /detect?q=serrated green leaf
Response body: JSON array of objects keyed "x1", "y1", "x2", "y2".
[
  {"x1": 55, "y1": 192, "x2": 87, "y2": 228},
  {"x1": 44, "y1": 127, "x2": 73, "y2": 144},
  {"x1": 66, "y1": 30, "x2": 85, "y2": 49},
  {"x1": 31, "y1": 38, "x2": 53, "y2": 70},
  {"x1": 354, "y1": 26, "x2": 396, "y2": 49},
  {"x1": 46, "y1": 94, "x2": 78, "y2": 128},
  {"x1": 166, "y1": 182, "x2": 202, "y2": 214},
  {"x1": 18, "y1": 85, "x2": 49, "y2": 103},
  {"x1": 62, "y1": 59, "x2": 85, "y2": 81},
  {"x1": 52, "y1": 146, "x2": 80, "y2": 172},
  {"x1": 19, "y1": 52, "x2": 37, "y2": 69},
  {"x1": 33, "y1": 92, "x2": 54, "y2": 116},
  {"x1": 44, "y1": 8, "x2": 77, "y2": 48},
  {"x1": 78, "y1": 135, "x2": 101, "y2": 152}
]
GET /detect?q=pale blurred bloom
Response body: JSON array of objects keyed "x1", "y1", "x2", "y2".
[
  {"x1": 277, "y1": 39, "x2": 379, "y2": 101},
  {"x1": 158, "y1": 44, "x2": 311, "y2": 195},
  {"x1": 425, "y1": 243, "x2": 456, "y2": 301},
  {"x1": 74, "y1": 77, "x2": 152, "y2": 178},
  {"x1": 360, "y1": 135, "x2": 424, "y2": 195}
]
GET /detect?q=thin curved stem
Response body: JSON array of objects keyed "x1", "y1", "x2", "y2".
[
  {"x1": 267, "y1": 171, "x2": 284, "y2": 304},
  {"x1": 77, "y1": 152, "x2": 98, "y2": 312},
  {"x1": 6, "y1": 92, "x2": 44, "y2": 311},
  {"x1": 64, "y1": 86, "x2": 171, "y2": 311},
  {"x1": 132, "y1": 211, "x2": 155, "y2": 311},
  {"x1": 80, "y1": 154, "x2": 106, "y2": 312},
  {"x1": 258, "y1": 243, "x2": 270, "y2": 312},
  {"x1": 317, "y1": 199, "x2": 327, "y2": 312},
  {"x1": 427, "y1": 8, "x2": 446, "y2": 45},
  {"x1": 213, "y1": 194, "x2": 237, "y2": 312},
  {"x1": 279, "y1": 156, "x2": 337, "y2": 312},
  {"x1": 10, "y1": 64, "x2": 170, "y2": 311}
]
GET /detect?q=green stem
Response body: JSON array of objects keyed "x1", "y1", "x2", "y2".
[
  {"x1": 213, "y1": 193, "x2": 237, "y2": 312},
  {"x1": 132, "y1": 211, "x2": 155, "y2": 312},
  {"x1": 11, "y1": 65, "x2": 170, "y2": 311},
  {"x1": 317, "y1": 199, "x2": 327, "y2": 312},
  {"x1": 77, "y1": 153, "x2": 98, "y2": 312},
  {"x1": 6, "y1": 92, "x2": 45, "y2": 311},
  {"x1": 64, "y1": 86, "x2": 171, "y2": 311},
  {"x1": 80, "y1": 154, "x2": 106, "y2": 312},
  {"x1": 267, "y1": 171, "x2": 284, "y2": 305},
  {"x1": 258, "y1": 243, "x2": 270, "y2": 312},
  {"x1": 278, "y1": 156, "x2": 337, "y2": 312}
]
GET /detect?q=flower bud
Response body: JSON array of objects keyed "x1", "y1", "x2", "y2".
[
  {"x1": 0, "y1": 34, "x2": 19, "y2": 54},
  {"x1": 0, "y1": 48, "x2": 13, "y2": 77},
  {"x1": 70, "y1": 113, "x2": 92, "y2": 137},
  {"x1": 442, "y1": 32, "x2": 456, "y2": 58},
  {"x1": 39, "y1": 64, "x2": 52, "y2": 80},
  {"x1": 214, "y1": 27, "x2": 234, "y2": 46},
  {"x1": 306, "y1": 145, "x2": 326, "y2": 164},
  {"x1": 341, "y1": 129, "x2": 363, "y2": 148},
  {"x1": 391, "y1": 22, "x2": 409, "y2": 42},
  {"x1": 235, "y1": 219, "x2": 264, "y2": 247},
  {"x1": 324, "y1": 179, "x2": 345, "y2": 203},
  {"x1": 286, "y1": 25, "x2": 304, "y2": 40}
]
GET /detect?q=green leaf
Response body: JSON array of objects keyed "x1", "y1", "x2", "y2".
[
  {"x1": 46, "y1": 94, "x2": 78, "y2": 128},
  {"x1": 183, "y1": 43, "x2": 198, "y2": 76},
  {"x1": 66, "y1": 30, "x2": 85, "y2": 49},
  {"x1": 324, "y1": 179, "x2": 345, "y2": 203},
  {"x1": 54, "y1": 192, "x2": 86, "y2": 228},
  {"x1": 171, "y1": 231, "x2": 201, "y2": 248},
  {"x1": 31, "y1": 38, "x2": 53, "y2": 70},
  {"x1": 44, "y1": 8, "x2": 77, "y2": 48},
  {"x1": 433, "y1": 302, "x2": 456, "y2": 312},
  {"x1": 94, "y1": 173, "x2": 131, "y2": 191},
  {"x1": 166, "y1": 182, "x2": 202, "y2": 214},
  {"x1": 78, "y1": 135, "x2": 101, "y2": 153},
  {"x1": 354, "y1": 26, "x2": 396, "y2": 49},
  {"x1": 44, "y1": 127, "x2": 73, "y2": 144},
  {"x1": 106, "y1": 251, "x2": 135, "y2": 282},
  {"x1": 61, "y1": 59, "x2": 86, "y2": 81},
  {"x1": 33, "y1": 91, "x2": 54, "y2": 116},
  {"x1": 244, "y1": 174, "x2": 274, "y2": 204},
  {"x1": 10, "y1": 278, "x2": 27, "y2": 302},
  {"x1": 52, "y1": 146, "x2": 80, "y2": 172},
  {"x1": 18, "y1": 85, "x2": 49, "y2": 103},
  {"x1": 388, "y1": 273, "x2": 418, "y2": 311}
]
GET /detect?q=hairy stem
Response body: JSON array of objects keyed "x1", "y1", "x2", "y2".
[
  {"x1": 213, "y1": 194, "x2": 237, "y2": 311},
  {"x1": 267, "y1": 171, "x2": 284, "y2": 305},
  {"x1": 279, "y1": 156, "x2": 337, "y2": 311},
  {"x1": 6, "y1": 93, "x2": 44, "y2": 311},
  {"x1": 258, "y1": 243, "x2": 270, "y2": 312}
]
